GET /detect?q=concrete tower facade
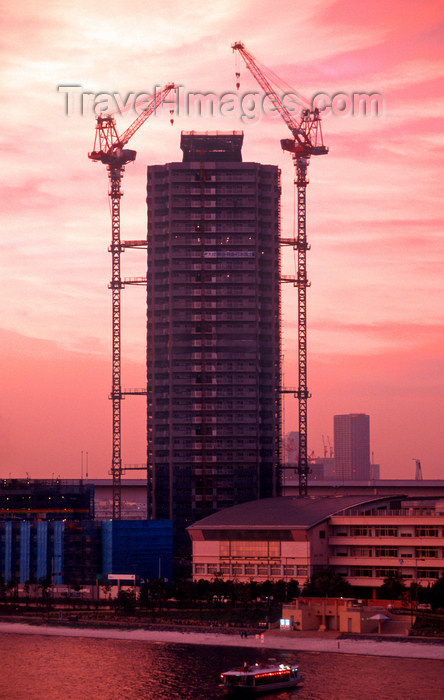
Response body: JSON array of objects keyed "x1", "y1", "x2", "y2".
[
  {"x1": 334, "y1": 413, "x2": 371, "y2": 480},
  {"x1": 146, "y1": 131, "x2": 281, "y2": 556}
]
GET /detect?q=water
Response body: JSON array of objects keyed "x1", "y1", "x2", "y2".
[{"x1": 1, "y1": 633, "x2": 443, "y2": 699}]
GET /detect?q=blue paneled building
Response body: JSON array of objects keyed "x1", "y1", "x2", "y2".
[
  {"x1": 0, "y1": 519, "x2": 172, "y2": 585},
  {"x1": 102, "y1": 520, "x2": 173, "y2": 583}
]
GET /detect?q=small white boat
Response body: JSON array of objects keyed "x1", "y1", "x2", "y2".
[{"x1": 220, "y1": 661, "x2": 304, "y2": 694}]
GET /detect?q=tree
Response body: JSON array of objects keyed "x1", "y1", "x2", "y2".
[
  {"x1": 0, "y1": 576, "x2": 7, "y2": 601},
  {"x1": 115, "y1": 589, "x2": 136, "y2": 615},
  {"x1": 430, "y1": 572, "x2": 444, "y2": 610},
  {"x1": 302, "y1": 568, "x2": 351, "y2": 597},
  {"x1": 287, "y1": 579, "x2": 300, "y2": 601},
  {"x1": 258, "y1": 580, "x2": 274, "y2": 600},
  {"x1": 23, "y1": 580, "x2": 31, "y2": 609},
  {"x1": 6, "y1": 577, "x2": 19, "y2": 601},
  {"x1": 138, "y1": 583, "x2": 150, "y2": 608},
  {"x1": 408, "y1": 581, "x2": 424, "y2": 605},
  {"x1": 149, "y1": 577, "x2": 168, "y2": 610},
  {"x1": 378, "y1": 571, "x2": 406, "y2": 600},
  {"x1": 100, "y1": 583, "x2": 112, "y2": 602},
  {"x1": 38, "y1": 575, "x2": 52, "y2": 609}
]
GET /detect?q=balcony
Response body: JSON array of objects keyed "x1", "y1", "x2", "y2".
[{"x1": 329, "y1": 535, "x2": 441, "y2": 547}]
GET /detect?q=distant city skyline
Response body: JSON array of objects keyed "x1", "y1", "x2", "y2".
[{"x1": 1, "y1": 2, "x2": 443, "y2": 480}]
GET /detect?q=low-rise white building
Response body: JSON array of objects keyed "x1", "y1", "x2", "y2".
[
  {"x1": 188, "y1": 496, "x2": 444, "y2": 594},
  {"x1": 329, "y1": 498, "x2": 444, "y2": 588}
]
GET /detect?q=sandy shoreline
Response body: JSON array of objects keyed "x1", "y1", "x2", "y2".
[{"x1": 1, "y1": 622, "x2": 443, "y2": 660}]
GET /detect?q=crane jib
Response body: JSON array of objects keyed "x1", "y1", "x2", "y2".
[{"x1": 232, "y1": 42, "x2": 328, "y2": 155}]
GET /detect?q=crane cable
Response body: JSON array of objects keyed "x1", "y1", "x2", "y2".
[{"x1": 254, "y1": 55, "x2": 312, "y2": 111}]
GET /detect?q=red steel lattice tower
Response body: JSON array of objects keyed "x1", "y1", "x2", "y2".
[
  {"x1": 88, "y1": 84, "x2": 175, "y2": 518},
  {"x1": 232, "y1": 42, "x2": 328, "y2": 496}
]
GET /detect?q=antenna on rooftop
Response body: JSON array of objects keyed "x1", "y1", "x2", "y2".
[{"x1": 413, "y1": 459, "x2": 423, "y2": 480}]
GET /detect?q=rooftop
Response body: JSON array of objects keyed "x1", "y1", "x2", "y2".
[
  {"x1": 187, "y1": 495, "x2": 394, "y2": 531},
  {"x1": 180, "y1": 130, "x2": 244, "y2": 162}
]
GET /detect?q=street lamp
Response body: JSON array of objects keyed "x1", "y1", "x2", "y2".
[{"x1": 414, "y1": 557, "x2": 425, "y2": 605}]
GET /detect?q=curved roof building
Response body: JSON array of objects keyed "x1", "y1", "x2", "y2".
[
  {"x1": 187, "y1": 495, "x2": 390, "y2": 532},
  {"x1": 185, "y1": 494, "x2": 444, "y2": 593}
]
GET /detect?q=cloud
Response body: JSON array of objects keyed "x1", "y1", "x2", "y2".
[
  {"x1": 1, "y1": 0, "x2": 443, "y2": 479},
  {"x1": 0, "y1": 329, "x2": 146, "y2": 478}
]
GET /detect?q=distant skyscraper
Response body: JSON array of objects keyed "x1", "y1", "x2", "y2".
[
  {"x1": 333, "y1": 413, "x2": 371, "y2": 480},
  {"x1": 146, "y1": 131, "x2": 281, "y2": 556},
  {"x1": 284, "y1": 431, "x2": 299, "y2": 463}
]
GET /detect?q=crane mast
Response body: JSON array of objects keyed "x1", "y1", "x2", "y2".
[
  {"x1": 89, "y1": 83, "x2": 175, "y2": 518},
  {"x1": 232, "y1": 42, "x2": 328, "y2": 497}
]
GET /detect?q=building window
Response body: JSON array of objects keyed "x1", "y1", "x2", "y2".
[
  {"x1": 415, "y1": 548, "x2": 439, "y2": 558},
  {"x1": 350, "y1": 547, "x2": 372, "y2": 557},
  {"x1": 269, "y1": 541, "x2": 280, "y2": 558},
  {"x1": 417, "y1": 568, "x2": 440, "y2": 580},
  {"x1": 219, "y1": 541, "x2": 281, "y2": 558},
  {"x1": 351, "y1": 567, "x2": 373, "y2": 577},
  {"x1": 415, "y1": 527, "x2": 439, "y2": 537},
  {"x1": 375, "y1": 547, "x2": 398, "y2": 557},
  {"x1": 257, "y1": 565, "x2": 268, "y2": 575},
  {"x1": 296, "y1": 566, "x2": 308, "y2": 577},
  {"x1": 194, "y1": 564, "x2": 206, "y2": 575},
  {"x1": 220, "y1": 542, "x2": 230, "y2": 557},
  {"x1": 319, "y1": 530, "x2": 325, "y2": 539},
  {"x1": 374, "y1": 527, "x2": 398, "y2": 537},
  {"x1": 375, "y1": 568, "x2": 399, "y2": 578},
  {"x1": 270, "y1": 565, "x2": 281, "y2": 576},
  {"x1": 351, "y1": 526, "x2": 369, "y2": 536}
]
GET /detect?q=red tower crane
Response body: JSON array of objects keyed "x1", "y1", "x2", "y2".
[
  {"x1": 89, "y1": 83, "x2": 176, "y2": 518},
  {"x1": 232, "y1": 42, "x2": 328, "y2": 497}
]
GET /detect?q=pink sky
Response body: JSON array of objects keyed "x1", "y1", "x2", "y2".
[{"x1": 1, "y1": 0, "x2": 443, "y2": 479}]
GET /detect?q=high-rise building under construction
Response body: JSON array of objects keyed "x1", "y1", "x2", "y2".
[{"x1": 146, "y1": 131, "x2": 281, "y2": 555}]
